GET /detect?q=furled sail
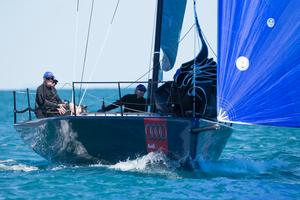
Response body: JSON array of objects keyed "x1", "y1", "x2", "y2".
[
  {"x1": 218, "y1": 0, "x2": 300, "y2": 127},
  {"x1": 160, "y1": 0, "x2": 187, "y2": 71}
]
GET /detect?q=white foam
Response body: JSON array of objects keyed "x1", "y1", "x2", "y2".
[
  {"x1": 49, "y1": 165, "x2": 67, "y2": 171},
  {"x1": 108, "y1": 152, "x2": 169, "y2": 172},
  {"x1": 0, "y1": 162, "x2": 38, "y2": 172},
  {"x1": 0, "y1": 159, "x2": 15, "y2": 163},
  {"x1": 106, "y1": 152, "x2": 181, "y2": 178},
  {"x1": 288, "y1": 136, "x2": 297, "y2": 141}
]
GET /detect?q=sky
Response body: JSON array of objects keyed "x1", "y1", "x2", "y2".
[{"x1": 0, "y1": 0, "x2": 217, "y2": 90}]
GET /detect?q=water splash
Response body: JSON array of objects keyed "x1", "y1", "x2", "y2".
[
  {"x1": 41, "y1": 152, "x2": 171, "y2": 172},
  {"x1": 108, "y1": 152, "x2": 169, "y2": 171},
  {"x1": 0, "y1": 160, "x2": 38, "y2": 172}
]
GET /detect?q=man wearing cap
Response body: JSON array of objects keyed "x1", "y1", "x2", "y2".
[
  {"x1": 99, "y1": 84, "x2": 148, "y2": 113},
  {"x1": 35, "y1": 71, "x2": 67, "y2": 118}
]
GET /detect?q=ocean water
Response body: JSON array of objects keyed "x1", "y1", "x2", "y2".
[{"x1": 0, "y1": 89, "x2": 300, "y2": 199}]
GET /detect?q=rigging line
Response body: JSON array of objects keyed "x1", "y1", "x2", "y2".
[
  {"x1": 132, "y1": 23, "x2": 194, "y2": 89},
  {"x1": 77, "y1": 0, "x2": 79, "y2": 11},
  {"x1": 148, "y1": 1, "x2": 157, "y2": 81},
  {"x1": 98, "y1": 60, "x2": 159, "y2": 103},
  {"x1": 193, "y1": 0, "x2": 217, "y2": 58},
  {"x1": 94, "y1": 58, "x2": 157, "y2": 102},
  {"x1": 179, "y1": 23, "x2": 195, "y2": 43},
  {"x1": 104, "y1": 3, "x2": 202, "y2": 102},
  {"x1": 71, "y1": 0, "x2": 80, "y2": 103},
  {"x1": 78, "y1": 0, "x2": 95, "y2": 102},
  {"x1": 81, "y1": 4, "x2": 161, "y2": 105},
  {"x1": 110, "y1": 0, "x2": 120, "y2": 24},
  {"x1": 80, "y1": 75, "x2": 153, "y2": 106},
  {"x1": 78, "y1": 0, "x2": 121, "y2": 106},
  {"x1": 92, "y1": 67, "x2": 154, "y2": 104},
  {"x1": 201, "y1": 29, "x2": 217, "y2": 58},
  {"x1": 119, "y1": 49, "x2": 166, "y2": 91},
  {"x1": 58, "y1": 82, "x2": 72, "y2": 90},
  {"x1": 140, "y1": 4, "x2": 195, "y2": 89},
  {"x1": 118, "y1": 57, "x2": 160, "y2": 91},
  {"x1": 78, "y1": 26, "x2": 111, "y2": 106}
]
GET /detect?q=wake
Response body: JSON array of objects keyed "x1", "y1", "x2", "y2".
[{"x1": 0, "y1": 159, "x2": 38, "y2": 172}]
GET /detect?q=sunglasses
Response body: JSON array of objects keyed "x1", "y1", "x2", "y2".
[{"x1": 46, "y1": 77, "x2": 54, "y2": 81}]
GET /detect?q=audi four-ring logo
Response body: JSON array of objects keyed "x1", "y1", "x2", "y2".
[{"x1": 145, "y1": 124, "x2": 167, "y2": 140}]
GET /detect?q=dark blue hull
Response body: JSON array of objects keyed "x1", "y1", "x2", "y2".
[{"x1": 14, "y1": 115, "x2": 232, "y2": 166}]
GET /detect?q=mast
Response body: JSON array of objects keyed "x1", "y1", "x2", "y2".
[{"x1": 150, "y1": 0, "x2": 163, "y2": 113}]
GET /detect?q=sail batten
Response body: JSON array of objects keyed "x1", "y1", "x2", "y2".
[{"x1": 218, "y1": 0, "x2": 300, "y2": 127}]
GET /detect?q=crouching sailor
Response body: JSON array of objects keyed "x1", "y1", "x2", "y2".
[
  {"x1": 98, "y1": 84, "x2": 148, "y2": 113},
  {"x1": 35, "y1": 71, "x2": 82, "y2": 118}
]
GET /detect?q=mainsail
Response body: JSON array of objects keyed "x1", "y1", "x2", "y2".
[
  {"x1": 218, "y1": 0, "x2": 300, "y2": 127},
  {"x1": 160, "y1": 0, "x2": 187, "y2": 71}
]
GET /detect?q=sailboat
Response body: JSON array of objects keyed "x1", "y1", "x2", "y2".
[{"x1": 13, "y1": 0, "x2": 300, "y2": 168}]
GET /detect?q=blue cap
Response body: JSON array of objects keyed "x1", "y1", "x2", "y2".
[
  {"x1": 43, "y1": 71, "x2": 54, "y2": 79},
  {"x1": 136, "y1": 84, "x2": 147, "y2": 92}
]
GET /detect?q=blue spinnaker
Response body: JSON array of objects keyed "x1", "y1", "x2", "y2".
[
  {"x1": 161, "y1": 0, "x2": 187, "y2": 71},
  {"x1": 218, "y1": 0, "x2": 300, "y2": 127}
]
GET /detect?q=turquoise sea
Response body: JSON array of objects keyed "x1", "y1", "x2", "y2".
[{"x1": 0, "y1": 89, "x2": 300, "y2": 199}]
